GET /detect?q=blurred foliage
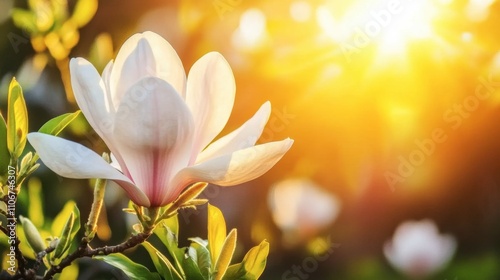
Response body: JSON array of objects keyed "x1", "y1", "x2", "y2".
[{"x1": 11, "y1": 0, "x2": 97, "y2": 60}]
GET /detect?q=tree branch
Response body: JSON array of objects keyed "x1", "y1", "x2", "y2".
[{"x1": 42, "y1": 230, "x2": 153, "y2": 280}]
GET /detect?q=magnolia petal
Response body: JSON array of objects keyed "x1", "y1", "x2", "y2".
[
  {"x1": 70, "y1": 58, "x2": 114, "y2": 139},
  {"x1": 172, "y1": 138, "x2": 293, "y2": 191},
  {"x1": 27, "y1": 133, "x2": 150, "y2": 207},
  {"x1": 113, "y1": 77, "x2": 194, "y2": 207},
  {"x1": 109, "y1": 32, "x2": 186, "y2": 104},
  {"x1": 196, "y1": 102, "x2": 271, "y2": 163},
  {"x1": 109, "y1": 153, "x2": 121, "y2": 172},
  {"x1": 70, "y1": 58, "x2": 127, "y2": 176},
  {"x1": 101, "y1": 60, "x2": 115, "y2": 114},
  {"x1": 186, "y1": 52, "x2": 236, "y2": 158},
  {"x1": 109, "y1": 35, "x2": 157, "y2": 108},
  {"x1": 141, "y1": 31, "x2": 186, "y2": 97}
]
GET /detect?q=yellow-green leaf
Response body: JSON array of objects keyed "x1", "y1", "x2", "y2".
[
  {"x1": 142, "y1": 242, "x2": 182, "y2": 280},
  {"x1": 0, "y1": 113, "x2": 9, "y2": 176},
  {"x1": 183, "y1": 246, "x2": 205, "y2": 280},
  {"x1": 71, "y1": 0, "x2": 98, "y2": 27},
  {"x1": 7, "y1": 78, "x2": 28, "y2": 159},
  {"x1": 242, "y1": 241, "x2": 269, "y2": 278},
  {"x1": 208, "y1": 204, "x2": 227, "y2": 271},
  {"x1": 51, "y1": 201, "x2": 78, "y2": 235},
  {"x1": 53, "y1": 212, "x2": 74, "y2": 258},
  {"x1": 222, "y1": 240, "x2": 269, "y2": 280},
  {"x1": 33, "y1": 2, "x2": 54, "y2": 33},
  {"x1": 156, "y1": 252, "x2": 183, "y2": 280},
  {"x1": 38, "y1": 110, "x2": 81, "y2": 136},
  {"x1": 28, "y1": 178, "x2": 44, "y2": 227},
  {"x1": 153, "y1": 222, "x2": 185, "y2": 277},
  {"x1": 96, "y1": 253, "x2": 161, "y2": 280},
  {"x1": 89, "y1": 32, "x2": 113, "y2": 72},
  {"x1": 190, "y1": 242, "x2": 211, "y2": 279},
  {"x1": 51, "y1": 201, "x2": 80, "y2": 261},
  {"x1": 55, "y1": 261, "x2": 78, "y2": 280},
  {"x1": 214, "y1": 229, "x2": 237, "y2": 280},
  {"x1": 159, "y1": 212, "x2": 179, "y2": 238},
  {"x1": 11, "y1": 9, "x2": 37, "y2": 34},
  {"x1": 50, "y1": 0, "x2": 69, "y2": 25}
]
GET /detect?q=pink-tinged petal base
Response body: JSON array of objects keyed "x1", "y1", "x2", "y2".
[
  {"x1": 112, "y1": 77, "x2": 194, "y2": 207},
  {"x1": 28, "y1": 132, "x2": 150, "y2": 207}
]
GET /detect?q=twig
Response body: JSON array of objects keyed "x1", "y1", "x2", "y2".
[{"x1": 42, "y1": 230, "x2": 153, "y2": 280}]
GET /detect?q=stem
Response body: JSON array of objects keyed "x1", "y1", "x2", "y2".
[
  {"x1": 84, "y1": 178, "x2": 106, "y2": 242},
  {"x1": 144, "y1": 207, "x2": 160, "y2": 231}
]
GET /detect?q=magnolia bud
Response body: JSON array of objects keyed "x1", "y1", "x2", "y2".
[{"x1": 20, "y1": 216, "x2": 46, "y2": 253}]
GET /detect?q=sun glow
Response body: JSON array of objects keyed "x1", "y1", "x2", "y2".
[
  {"x1": 378, "y1": 1, "x2": 439, "y2": 54},
  {"x1": 317, "y1": 0, "x2": 445, "y2": 58}
]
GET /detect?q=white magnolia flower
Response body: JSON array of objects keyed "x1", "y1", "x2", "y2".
[
  {"x1": 28, "y1": 31, "x2": 293, "y2": 207},
  {"x1": 268, "y1": 178, "x2": 341, "y2": 245},
  {"x1": 384, "y1": 219, "x2": 457, "y2": 278}
]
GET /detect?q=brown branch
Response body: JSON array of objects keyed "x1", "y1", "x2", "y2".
[{"x1": 42, "y1": 230, "x2": 153, "y2": 280}]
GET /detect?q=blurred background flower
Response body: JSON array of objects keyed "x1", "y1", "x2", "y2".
[
  {"x1": 384, "y1": 219, "x2": 457, "y2": 279},
  {"x1": 268, "y1": 178, "x2": 341, "y2": 248},
  {"x1": 2, "y1": 0, "x2": 500, "y2": 278}
]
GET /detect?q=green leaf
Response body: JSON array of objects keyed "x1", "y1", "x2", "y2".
[
  {"x1": 51, "y1": 201, "x2": 80, "y2": 260},
  {"x1": 0, "y1": 113, "x2": 9, "y2": 177},
  {"x1": 7, "y1": 78, "x2": 28, "y2": 159},
  {"x1": 51, "y1": 201, "x2": 79, "y2": 237},
  {"x1": 208, "y1": 204, "x2": 226, "y2": 271},
  {"x1": 11, "y1": 9, "x2": 37, "y2": 34},
  {"x1": 224, "y1": 241, "x2": 269, "y2": 280},
  {"x1": 153, "y1": 222, "x2": 185, "y2": 277},
  {"x1": 142, "y1": 241, "x2": 182, "y2": 280},
  {"x1": 156, "y1": 251, "x2": 184, "y2": 280},
  {"x1": 53, "y1": 212, "x2": 74, "y2": 258},
  {"x1": 183, "y1": 246, "x2": 205, "y2": 280},
  {"x1": 214, "y1": 229, "x2": 237, "y2": 280},
  {"x1": 68, "y1": 203, "x2": 81, "y2": 241},
  {"x1": 38, "y1": 111, "x2": 81, "y2": 136},
  {"x1": 191, "y1": 242, "x2": 211, "y2": 279},
  {"x1": 96, "y1": 253, "x2": 161, "y2": 280},
  {"x1": 223, "y1": 264, "x2": 246, "y2": 280},
  {"x1": 71, "y1": 0, "x2": 98, "y2": 27},
  {"x1": 27, "y1": 178, "x2": 44, "y2": 227},
  {"x1": 160, "y1": 212, "x2": 179, "y2": 238}
]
